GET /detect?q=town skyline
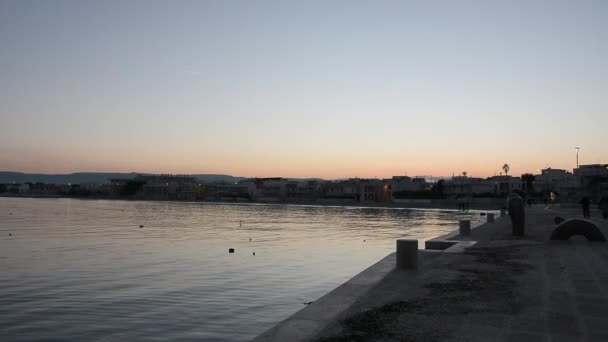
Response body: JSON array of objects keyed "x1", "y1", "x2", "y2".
[{"x1": 0, "y1": 160, "x2": 591, "y2": 181}]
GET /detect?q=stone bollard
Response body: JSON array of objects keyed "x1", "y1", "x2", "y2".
[
  {"x1": 459, "y1": 220, "x2": 471, "y2": 236},
  {"x1": 500, "y1": 209, "x2": 506, "y2": 217},
  {"x1": 507, "y1": 194, "x2": 525, "y2": 236},
  {"x1": 396, "y1": 239, "x2": 418, "y2": 270},
  {"x1": 487, "y1": 213, "x2": 495, "y2": 223}
]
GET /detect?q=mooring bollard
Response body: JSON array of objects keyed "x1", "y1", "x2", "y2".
[
  {"x1": 500, "y1": 209, "x2": 506, "y2": 217},
  {"x1": 487, "y1": 213, "x2": 495, "y2": 223},
  {"x1": 508, "y1": 194, "x2": 525, "y2": 236},
  {"x1": 459, "y1": 220, "x2": 471, "y2": 236},
  {"x1": 396, "y1": 239, "x2": 418, "y2": 270}
]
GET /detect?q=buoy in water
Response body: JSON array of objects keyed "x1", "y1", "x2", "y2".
[
  {"x1": 229, "y1": 248, "x2": 235, "y2": 253},
  {"x1": 9, "y1": 233, "x2": 12, "y2": 236},
  {"x1": 249, "y1": 238, "x2": 252, "y2": 241},
  {"x1": 139, "y1": 225, "x2": 144, "y2": 228},
  {"x1": 253, "y1": 252, "x2": 255, "y2": 256}
]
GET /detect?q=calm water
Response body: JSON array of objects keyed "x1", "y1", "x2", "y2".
[{"x1": 0, "y1": 198, "x2": 490, "y2": 341}]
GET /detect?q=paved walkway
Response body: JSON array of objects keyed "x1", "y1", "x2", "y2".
[{"x1": 255, "y1": 206, "x2": 608, "y2": 342}]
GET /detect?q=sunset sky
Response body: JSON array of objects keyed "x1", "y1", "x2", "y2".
[{"x1": 1, "y1": 0, "x2": 607, "y2": 179}]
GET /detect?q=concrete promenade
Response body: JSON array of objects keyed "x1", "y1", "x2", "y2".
[{"x1": 254, "y1": 206, "x2": 608, "y2": 342}]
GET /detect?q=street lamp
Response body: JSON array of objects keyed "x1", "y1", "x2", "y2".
[{"x1": 574, "y1": 147, "x2": 581, "y2": 196}]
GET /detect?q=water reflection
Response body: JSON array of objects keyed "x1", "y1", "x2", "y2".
[{"x1": 0, "y1": 198, "x2": 490, "y2": 341}]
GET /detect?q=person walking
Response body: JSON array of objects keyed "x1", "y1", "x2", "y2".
[{"x1": 580, "y1": 196, "x2": 591, "y2": 219}]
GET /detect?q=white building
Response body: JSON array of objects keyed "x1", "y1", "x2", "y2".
[
  {"x1": 486, "y1": 176, "x2": 522, "y2": 196},
  {"x1": 444, "y1": 177, "x2": 494, "y2": 197},
  {"x1": 534, "y1": 168, "x2": 576, "y2": 193}
]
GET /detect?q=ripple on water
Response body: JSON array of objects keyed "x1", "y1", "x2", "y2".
[{"x1": 0, "y1": 198, "x2": 491, "y2": 341}]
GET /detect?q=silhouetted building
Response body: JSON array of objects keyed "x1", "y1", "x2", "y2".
[
  {"x1": 488, "y1": 175, "x2": 522, "y2": 196},
  {"x1": 444, "y1": 177, "x2": 494, "y2": 198},
  {"x1": 320, "y1": 178, "x2": 390, "y2": 203},
  {"x1": 321, "y1": 179, "x2": 361, "y2": 202},
  {"x1": 574, "y1": 164, "x2": 608, "y2": 202},
  {"x1": 286, "y1": 180, "x2": 321, "y2": 201},
  {"x1": 206, "y1": 182, "x2": 254, "y2": 201},
  {"x1": 534, "y1": 168, "x2": 576, "y2": 194},
  {"x1": 135, "y1": 175, "x2": 199, "y2": 201},
  {"x1": 2, "y1": 183, "x2": 30, "y2": 194}
]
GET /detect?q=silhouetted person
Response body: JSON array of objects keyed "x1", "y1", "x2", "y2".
[
  {"x1": 457, "y1": 195, "x2": 464, "y2": 211},
  {"x1": 599, "y1": 196, "x2": 608, "y2": 220},
  {"x1": 580, "y1": 197, "x2": 591, "y2": 219}
]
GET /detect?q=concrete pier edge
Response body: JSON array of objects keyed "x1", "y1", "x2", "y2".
[
  {"x1": 253, "y1": 213, "x2": 503, "y2": 341},
  {"x1": 252, "y1": 252, "x2": 398, "y2": 341}
]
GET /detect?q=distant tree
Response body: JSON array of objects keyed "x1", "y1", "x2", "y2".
[
  {"x1": 432, "y1": 179, "x2": 445, "y2": 198},
  {"x1": 502, "y1": 163, "x2": 511, "y2": 194},
  {"x1": 521, "y1": 173, "x2": 535, "y2": 195},
  {"x1": 502, "y1": 164, "x2": 510, "y2": 177},
  {"x1": 462, "y1": 171, "x2": 468, "y2": 177}
]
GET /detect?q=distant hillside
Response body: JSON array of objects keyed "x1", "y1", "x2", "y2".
[{"x1": 0, "y1": 172, "x2": 246, "y2": 185}]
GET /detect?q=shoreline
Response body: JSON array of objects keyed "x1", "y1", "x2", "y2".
[{"x1": 0, "y1": 194, "x2": 505, "y2": 211}]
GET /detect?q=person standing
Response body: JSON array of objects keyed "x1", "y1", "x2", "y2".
[
  {"x1": 599, "y1": 196, "x2": 608, "y2": 220},
  {"x1": 580, "y1": 196, "x2": 591, "y2": 219}
]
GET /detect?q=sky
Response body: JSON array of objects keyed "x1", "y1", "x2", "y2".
[{"x1": 1, "y1": 0, "x2": 607, "y2": 179}]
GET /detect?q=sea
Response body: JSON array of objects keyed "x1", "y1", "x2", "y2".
[{"x1": 0, "y1": 197, "x2": 490, "y2": 341}]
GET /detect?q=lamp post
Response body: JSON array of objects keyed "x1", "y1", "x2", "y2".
[{"x1": 575, "y1": 147, "x2": 581, "y2": 196}]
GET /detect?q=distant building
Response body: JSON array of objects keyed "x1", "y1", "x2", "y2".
[
  {"x1": 206, "y1": 182, "x2": 254, "y2": 201},
  {"x1": 321, "y1": 179, "x2": 360, "y2": 202},
  {"x1": 135, "y1": 174, "x2": 199, "y2": 201},
  {"x1": 391, "y1": 176, "x2": 427, "y2": 193},
  {"x1": 487, "y1": 175, "x2": 522, "y2": 196},
  {"x1": 390, "y1": 176, "x2": 428, "y2": 200},
  {"x1": 320, "y1": 178, "x2": 390, "y2": 203},
  {"x1": 444, "y1": 177, "x2": 493, "y2": 197},
  {"x1": 25, "y1": 182, "x2": 61, "y2": 195},
  {"x1": 109, "y1": 178, "x2": 132, "y2": 195},
  {"x1": 3, "y1": 183, "x2": 30, "y2": 194},
  {"x1": 534, "y1": 168, "x2": 576, "y2": 194},
  {"x1": 286, "y1": 180, "x2": 321, "y2": 201},
  {"x1": 574, "y1": 164, "x2": 608, "y2": 202},
  {"x1": 247, "y1": 178, "x2": 289, "y2": 202}
]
